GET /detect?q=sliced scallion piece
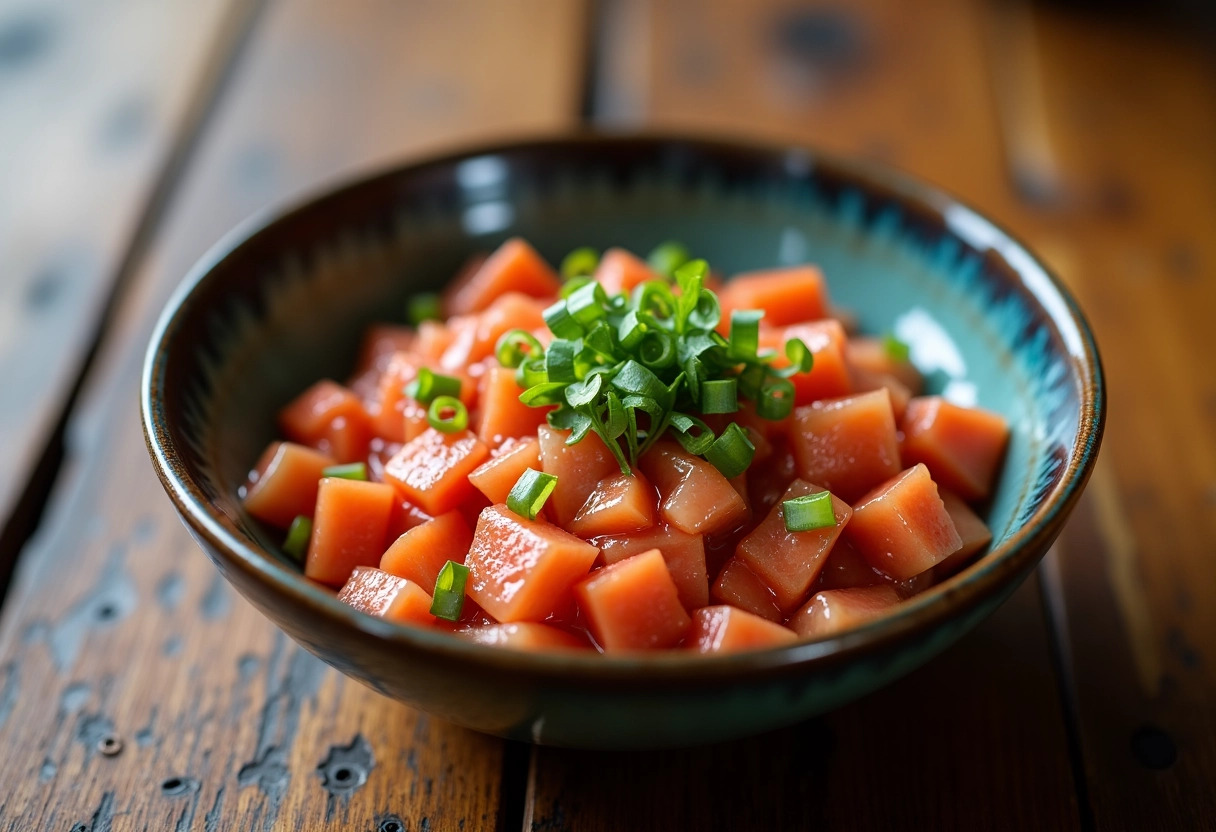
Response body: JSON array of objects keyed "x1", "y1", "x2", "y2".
[
  {"x1": 700, "y1": 378, "x2": 738, "y2": 414},
  {"x1": 408, "y1": 293, "x2": 443, "y2": 325},
  {"x1": 647, "y1": 241, "x2": 690, "y2": 278},
  {"x1": 430, "y1": 560, "x2": 470, "y2": 621},
  {"x1": 321, "y1": 462, "x2": 367, "y2": 481},
  {"x1": 506, "y1": 468, "x2": 558, "y2": 521},
  {"x1": 783, "y1": 491, "x2": 837, "y2": 532},
  {"x1": 426, "y1": 396, "x2": 468, "y2": 433},
  {"x1": 405, "y1": 367, "x2": 463, "y2": 404},
  {"x1": 704, "y1": 422, "x2": 755, "y2": 479},
  {"x1": 561, "y1": 247, "x2": 600, "y2": 280},
  {"x1": 496, "y1": 329, "x2": 543, "y2": 369},
  {"x1": 883, "y1": 332, "x2": 910, "y2": 362},
  {"x1": 282, "y1": 515, "x2": 312, "y2": 562}
]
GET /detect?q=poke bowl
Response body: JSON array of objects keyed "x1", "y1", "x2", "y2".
[{"x1": 141, "y1": 134, "x2": 1104, "y2": 748}]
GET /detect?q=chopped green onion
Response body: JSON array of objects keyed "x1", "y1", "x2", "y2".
[
  {"x1": 408, "y1": 292, "x2": 443, "y2": 325},
  {"x1": 637, "y1": 328, "x2": 676, "y2": 369},
  {"x1": 565, "y1": 281, "x2": 608, "y2": 327},
  {"x1": 647, "y1": 241, "x2": 690, "y2": 278},
  {"x1": 884, "y1": 332, "x2": 910, "y2": 362},
  {"x1": 700, "y1": 379, "x2": 738, "y2": 414},
  {"x1": 282, "y1": 515, "x2": 312, "y2": 563},
  {"x1": 430, "y1": 560, "x2": 469, "y2": 621},
  {"x1": 704, "y1": 422, "x2": 756, "y2": 479},
  {"x1": 728, "y1": 309, "x2": 763, "y2": 359},
  {"x1": 561, "y1": 247, "x2": 600, "y2": 279},
  {"x1": 426, "y1": 396, "x2": 468, "y2": 433},
  {"x1": 322, "y1": 462, "x2": 367, "y2": 481},
  {"x1": 669, "y1": 412, "x2": 713, "y2": 455},
  {"x1": 496, "y1": 329, "x2": 543, "y2": 369},
  {"x1": 771, "y1": 337, "x2": 813, "y2": 378},
  {"x1": 783, "y1": 491, "x2": 837, "y2": 532},
  {"x1": 756, "y1": 377, "x2": 795, "y2": 420},
  {"x1": 544, "y1": 340, "x2": 577, "y2": 383},
  {"x1": 507, "y1": 468, "x2": 558, "y2": 521},
  {"x1": 405, "y1": 367, "x2": 463, "y2": 404},
  {"x1": 543, "y1": 299, "x2": 584, "y2": 340}
]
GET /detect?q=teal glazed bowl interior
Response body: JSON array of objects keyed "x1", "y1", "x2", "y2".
[{"x1": 142, "y1": 135, "x2": 1104, "y2": 749}]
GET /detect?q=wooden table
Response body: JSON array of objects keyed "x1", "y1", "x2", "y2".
[{"x1": 0, "y1": 1, "x2": 1212, "y2": 829}]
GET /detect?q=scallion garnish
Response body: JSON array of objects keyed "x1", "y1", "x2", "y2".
[
  {"x1": 429, "y1": 560, "x2": 469, "y2": 621},
  {"x1": 704, "y1": 422, "x2": 756, "y2": 479},
  {"x1": 426, "y1": 396, "x2": 468, "y2": 433},
  {"x1": 647, "y1": 241, "x2": 690, "y2": 278},
  {"x1": 700, "y1": 379, "x2": 738, "y2": 414},
  {"x1": 883, "y1": 332, "x2": 910, "y2": 362},
  {"x1": 408, "y1": 292, "x2": 443, "y2": 325},
  {"x1": 561, "y1": 247, "x2": 600, "y2": 279},
  {"x1": 282, "y1": 515, "x2": 312, "y2": 562},
  {"x1": 321, "y1": 462, "x2": 367, "y2": 481},
  {"x1": 405, "y1": 367, "x2": 463, "y2": 404},
  {"x1": 783, "y1": 491, "x2": 837, "y2": 532},
  {"x1": 502, "y1": 248, "x2": 812, "y2": 478},
  {"x1": 506, "y1": 468, "x2": 558, "y2": 521}
]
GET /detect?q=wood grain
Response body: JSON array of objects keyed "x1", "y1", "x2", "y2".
[
  {"x1": 0, "y1": 0, "x2": 245, "y2": 558},
  {"x1": 527, "y1": 0, "x2": 1087, "y2": 828},
  {"x1": 1024, "y1": 7, "x2": 1216, "y2": 829},
  {"x1": 0, "y1": 1, "x2": 586, "y2": 829}
]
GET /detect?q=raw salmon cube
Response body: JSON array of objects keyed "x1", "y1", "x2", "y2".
[
  {"x1": 385, "y1": 498, "x2": 433, "y2": 542},
  {"x1": 338, "y1": 566, "x2": 435, "y2": 627},
  {"x1": 814, "y1": 537, "x2": 884, "y2": 592},
  {"x1": 468, "y1": 437, "x2": 541, "y2": 505},
  {"x1": 465, "y1": 505, "x2": 599, "y2": 622},
  {"x1": 306, "y1": 478, "x2": 396, "y2": 587},
  {"x1": 574, "y1": 550, "x2": 691, "y2": 650},
  {"x1": 848, "y1": 365, "x2": 912, "y2": 423},
  {"x1": 475, "y1": 365, "x2": 548, "y2": 448},
  {"x1": 736, "y1": 479, "x2": 852, "y2": 613},
  {"x1": 368, "y1": 351, "x2": 421, "y2": 442},
  {"x1": 788, "y1": 585, "x2": 901, "y2": 639},
  {"x1": 639, "y1": 442, "x2": 749, "y2": 536},
  {"x1": 790, "y1": 388, "x2": 902, "y2": 502},
  {"x1": 710, "y1": 556, "x2": 782, "y2": 622},
  {"x1": 594, "y1": 247, "x2": 661, "y2": 295},
  {"x1": 380, "y1": 510, "x2": 474, "y2": 591},
  {"x1": 935, "y1": 490, "x2": 993, "y2": 576},
  {"x1": 441, "y1": 238, "x2": 561, "y2": 316},
  {"x1": 537, "y1": 425, "x2": 622, "y2": 528},
  {"x1": 353, "y1": 324, "x2": 416, "y2": 376},
  {"x1": 688, "y1": 606, "x2": 796, "y2": 653},
  {"x1": 459, "y1": 622, "x2": 588, "y2": 651},
  {"x1": 591, "y1": 524, "x2": 708, "y2": 610},
  {"x1": 718, "y1": 265, "x2": 829, "y2": 327},
  {"x1": 243, "y1": 442, "x2": 335, "y2": 529},
  {"x1": 901, "y1": 396, "x2": 1010, "y2": 501},
  {"x1": 761, "y1": 320, "x2": 853, "y2": 405},
  {"x1": 278, "y1": 380, "x2": 373, "y2": 463},
  {"x1": 383, "y1": 428, "x2": 490, "y2": 516},
  {"x1": 847, "y1": 464, "x2": 963, "y2": 580},
  {"x1": 567, "y1": 470, "x2": 657, "y2": 538},
  {"x1": 845, "y1": 336, "x2": 924, "y2": 394},
  {"x1": 440, "y1": 292, "x2": 548, "y2": 371}
]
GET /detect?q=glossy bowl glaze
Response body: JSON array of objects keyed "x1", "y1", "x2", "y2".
[{"x1": 142, "y1": 135, "x2": 1104, "y2": 748}]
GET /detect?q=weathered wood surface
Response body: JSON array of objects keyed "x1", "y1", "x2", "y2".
[
  {"x1": 0, "y1": 1, "x2": 585, "y2": 829},
  {"x1": 1026, "y1": 7, "x2": 1216, "y2": 829},
  {"x1": 0, "y1": 0, "x2": 246, "y2": 568}
]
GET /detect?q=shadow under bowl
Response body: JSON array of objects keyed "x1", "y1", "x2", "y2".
[{"x1": 142, "y1": 134, "x2": 1104, "y2": 749}]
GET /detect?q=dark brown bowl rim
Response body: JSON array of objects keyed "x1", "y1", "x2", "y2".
[{"x1": 141, "y1": 131, "x2": 1105, "y2": 685}]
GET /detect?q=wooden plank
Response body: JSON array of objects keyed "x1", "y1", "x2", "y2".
[
  {"x1": 0, "y1": 1, "x2": 586, "y2": 829},
  {"x1": 1023, "y1": 6, "x2": 1216, "y2": 828},
  {"x1": 0, "y1": 0, "x2": 243, "y2": 557},
  {"x1": 527, "y1": 1, "x2": 1086, "y2": 827}
]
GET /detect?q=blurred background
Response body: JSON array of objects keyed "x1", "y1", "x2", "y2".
[{"x1": 0, "y1": 1, "x2": 1213, "y2": 829}]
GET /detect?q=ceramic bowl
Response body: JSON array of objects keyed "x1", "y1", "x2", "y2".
[{"x1": 141, "y1": 135, "x2": 1104, "y2": 748}]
